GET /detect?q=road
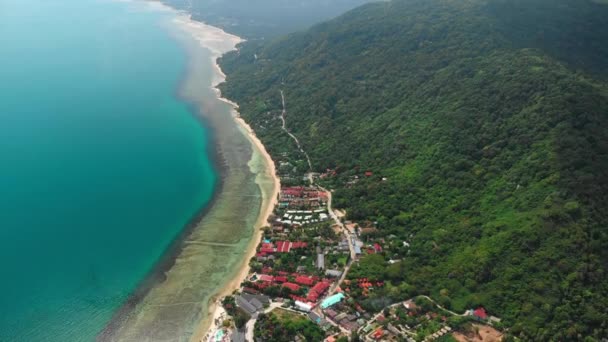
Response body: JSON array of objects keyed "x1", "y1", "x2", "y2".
[
  {"x1": 239, "y1": 90, "x2": 389, "y2": 341},
  {"x1": 323, "y1": 188, "x2": 357, "y2": 260},
  {"x1": 357, "y1": 301, "x2": 403, "y2": 335},
  {"x1": 356, "y1": 297, "x2": 468, "y2": 336},
  {"x1": 278, "y1": 89, "x2": 359, "y2": 330},
  {"x1": 319, "y1": 186, "x2": 357, "y2": 298}
]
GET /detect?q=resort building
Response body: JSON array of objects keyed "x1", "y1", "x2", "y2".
[{"x1": 321, "y1": 293, "x2": 345, "y2": 309}]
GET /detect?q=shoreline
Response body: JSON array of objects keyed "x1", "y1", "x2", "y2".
[
  {"x1": 176, "y1": 16, "x2": 281, "y2": 342},
  {"x1": 193, "y1": 93, "x2": 281, "y2": 342},
  {"x1": 97, "y1": 4, "x2": 233, "y2": 340},
  {"x1": 99, "y1": 2, "x2": 280, "y2": 340},
  {"x1": 97, "y1": 176, "x2": 224, "y2": 340}
]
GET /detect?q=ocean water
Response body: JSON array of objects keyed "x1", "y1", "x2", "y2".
[{"x1": 0, "y1": 0, "x2": 216, "y2": 340}]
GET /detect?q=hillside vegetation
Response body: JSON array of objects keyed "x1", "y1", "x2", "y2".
[
  {"x1": 219, "y1": 0, "x2": 608, "y2": 339},
  {"x1": 162, "y1": 0, "x2": 371, "y2": 38}
]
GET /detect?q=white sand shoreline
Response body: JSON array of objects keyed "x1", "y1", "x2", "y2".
[
  {"x1": 166, "y1": 9, "x2": 280, "y2": 342},
  {"x1": 196, "y1": 49, "x2": 280, "y2": 342},
  {"x1": 95, "y1": 2, "x2": 279, "y2": 340},
  {"x1": 196, "y1": 61, "x2": 280, "y2": 342}
]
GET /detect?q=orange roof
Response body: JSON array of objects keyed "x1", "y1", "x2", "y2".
[{"x1": 373, "y1": 328, "x2": 384, "y2": 339}]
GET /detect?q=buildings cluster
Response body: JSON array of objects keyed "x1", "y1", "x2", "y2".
[
  {"x1": 219, "y1": 183, "x2": 503, "y2": 342},
  {"x1": 274, "y1": 186, "x2": 331, "y2": 226},
  {"x1": 225, "y1": 185, "x2": 351, "y2": 329},
  {"x1": 278, "y1": 186, "x2": 328, "y2": 210}
]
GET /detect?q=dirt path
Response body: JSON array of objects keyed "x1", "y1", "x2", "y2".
[
  {"x1": 417, "y1": 295, "x2": 467, "y2": 317},
  {"x1": 279, "y1": 90, "x2": 313, "y2": 178}
]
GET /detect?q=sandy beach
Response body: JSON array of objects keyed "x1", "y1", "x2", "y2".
[
  {"x1": 98, "y1": 3, "x2": 280, "y2": 341},
  {"x1": 196, "y1": 113, "x2": 281, "y2": 342},
  {"x1": 171, "y1": 12, "x2": 281, "y2": 342},
  {"x1": 194, "y1": 114, "x2": 281, "y2": 342}
]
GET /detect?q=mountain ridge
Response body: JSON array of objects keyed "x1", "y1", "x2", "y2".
[{"x1": 219, "y1": 0, "x2": 608, "y2": 339}]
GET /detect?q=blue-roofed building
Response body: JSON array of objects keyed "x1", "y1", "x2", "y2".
[
  {"x1": 321, "y1": 293, "x2": 345, "y2": 309},
  {"x1": 214, "y1": 329, "x2": 225, "y2": 342}
]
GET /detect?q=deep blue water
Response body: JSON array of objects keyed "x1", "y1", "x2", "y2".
[{"x1": 0, "y1": 0, "x2": 216, "y2": 340}]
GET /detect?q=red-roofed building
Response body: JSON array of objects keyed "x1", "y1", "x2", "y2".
[
  {"x1": 372, "y1": 328, "x2": 384, "y2": 340},
  {"x1": 474, "y1": 307, "x2": 488, "y2": 320},
  {"x1": 295, "y1": 276, "x2": 315, "y2": 286},
  {"x1": 258, "y1": 274, "x2": 274, "y2": 283},
  {"x1": 255, "y1": 282, "x2": 269, "y2": 290},
  {"x1": 373, "y1": 243, "x2": 383, "y2": 253},
  {"x1": 310, "y1": 281, "x2": 330, "y2": 294},
  {"x1": 274, "y1": 276, "x2": 288, "y2": 283},
  {"x1": 307, "y1": 292, "x2": 320, "y2": 302},
  {"x1": 256, "y1": 252, "x2": 266, "y2": 259},
  {"x1": 282, "y1": 187, "x2": 304, "y2": 197},
  {"x1": 291, "y1": 241, "x2": 308, "y2": 249},
  {"x1": 276, "y1": 241, "x2": 291, "y2": 253},
  {"x1": 290, "y1": 295, "x2": 307, "y2": 302},
  {"x1": 306, "y1": 281, "x2": 331, "y2": 302},
  {"x1": 260, "y1": 242, "x2": 275, "y2": 254},
  {"x1": 282, "y1": 282, "x2": 301, "y2": 292},
  {"x1": 242, "y1": 287, "x2": 259, "y2": 294},
  {"x1": 274, "y1": 241, "x2": 308, "y2": 253},
  {"x1": 365, "y1": 171, "x2": 373, "y2": 177}
]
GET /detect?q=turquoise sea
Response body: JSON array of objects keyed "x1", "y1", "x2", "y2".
[{"x1": 0, "y1": 0, "x2": 216, "y2": 340}]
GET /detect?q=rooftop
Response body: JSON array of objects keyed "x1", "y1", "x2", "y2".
[{"x1": 321, "y1": 293, "x2": 345, "y2": 309}]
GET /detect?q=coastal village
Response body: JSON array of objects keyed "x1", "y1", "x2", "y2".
[
  {"x1": 201, "y1": 83, "x2": 506, "y2": 342},
  {"x1": 204, "y1": 180, "x2": 504, "y2": 342}
]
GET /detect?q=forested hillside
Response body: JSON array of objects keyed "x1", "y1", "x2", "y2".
[
  {"x1": 162, "y1": 0, "x2": 371, "y2": 38},
  {"x1": 219, "y1": 0, "x2": 608, "y2": 340}
]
